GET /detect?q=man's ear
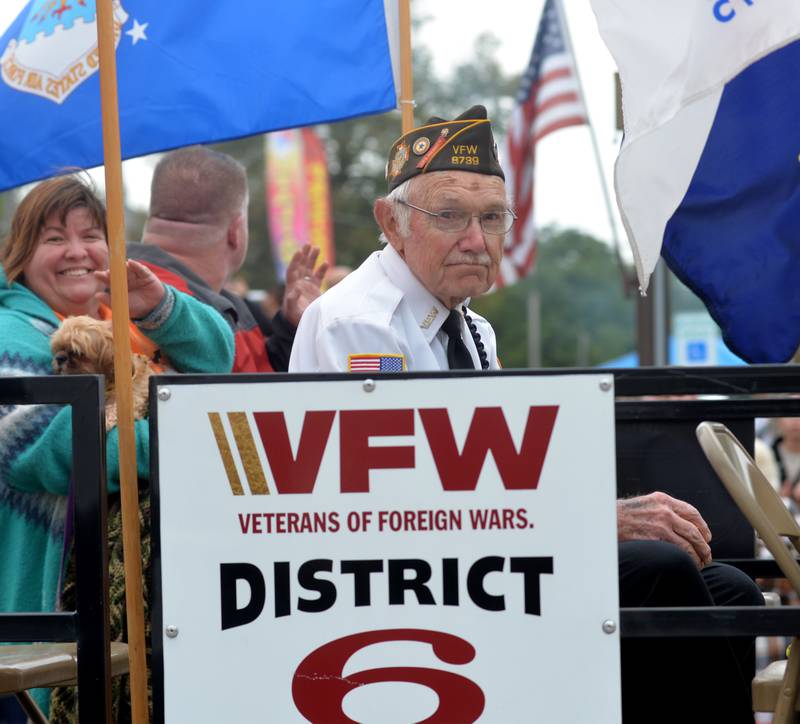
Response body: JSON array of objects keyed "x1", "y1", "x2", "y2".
[
  {"x1": 226, "y1": 213, "x2": 246, "y2": 251},
  {"x1": 374, "y1": 198, "x2": 405, "y2": 255}
]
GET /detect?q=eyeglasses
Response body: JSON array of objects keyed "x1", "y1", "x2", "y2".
[{"x1": 397, "y1": 200, "x2": 517, "y2": 235}]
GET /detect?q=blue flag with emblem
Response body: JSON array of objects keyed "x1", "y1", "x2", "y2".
[
  {"x1": 661, "y1": 42, "x2": 800, "y2": 363},
  {"x1": 0, "y1": 0, "x2": 397, "y2": 191},
  {"x1": 592, "y1": 0, "x2": 800, "y2": 363}
]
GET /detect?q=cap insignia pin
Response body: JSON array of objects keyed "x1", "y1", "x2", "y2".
[
  {"x1": 389, "y1": 142, "x2": 410, "y2": 178},
  {"x1": 412, "y1": 136, "x2": 430, "y2": 155}
]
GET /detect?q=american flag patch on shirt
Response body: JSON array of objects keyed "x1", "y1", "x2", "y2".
[{"x1": 348, "y1": 354, "x2": 405, "y2": 372}]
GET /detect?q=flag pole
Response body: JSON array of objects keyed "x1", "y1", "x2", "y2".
[
  {"x1": 95, "y1": 1, "x2": 149, "y2": 721},
  {"x1": 398, "y1": 0, "x2": 414, "y2": 132},
  {"x1": 553, "y1": 0, "x2": 630, "y2": 290}
]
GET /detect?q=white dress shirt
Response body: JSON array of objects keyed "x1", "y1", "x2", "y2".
[{"x1": 289, "y1": 244, "x2": 499, "y2": 372}]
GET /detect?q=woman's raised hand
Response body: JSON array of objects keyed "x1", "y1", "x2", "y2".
[{"x1": 94, "y1": 259, "x2": 166, "y2": 320}]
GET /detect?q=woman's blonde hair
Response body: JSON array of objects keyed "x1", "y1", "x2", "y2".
[{"x1": 1, "y1": 174, "x2": 107, "y2": 285}]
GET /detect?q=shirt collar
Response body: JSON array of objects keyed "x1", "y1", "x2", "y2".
[{"x1": 378, "y1": 244, "x2": 450, "y2": 342}]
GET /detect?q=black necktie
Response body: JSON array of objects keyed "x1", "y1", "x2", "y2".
[{"x1": 441, "y1": 309, "x2": 475, "y2": 370}]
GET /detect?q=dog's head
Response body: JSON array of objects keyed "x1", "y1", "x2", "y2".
[{"x1": 51, "y1": 316, "x2": 116, "y2": 379}]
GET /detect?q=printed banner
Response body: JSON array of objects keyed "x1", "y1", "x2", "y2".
[
  {"x1": 153, "y1": 374, "x2": 620, "y2": 722},
  {"x1": 265, "y1": 128, "x2": 335, "y2": 281}
]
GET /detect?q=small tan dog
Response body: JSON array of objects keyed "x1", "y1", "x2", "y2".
[{"x1": 50, "y1": 316, "x2": 152, "y2": 430}]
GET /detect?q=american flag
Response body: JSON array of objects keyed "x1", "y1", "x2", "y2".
[
  {"x1": 348, "y1": 354, "x2": 405, "y2": 372},
  {"x1": 497, "y1": 0, "x2": 588, "y2": 287}
]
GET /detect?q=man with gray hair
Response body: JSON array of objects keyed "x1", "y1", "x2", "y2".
[
  {"x1": 129, "y1": 146, "x2": 325, "y2": 372},
  {"x1": 290, "y1": 105, "x2": 508, "y2": 372}
]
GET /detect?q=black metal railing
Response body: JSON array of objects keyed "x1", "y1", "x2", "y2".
[
  {"x1": 610, "y1": 365, "x2": 800, "y2": 637},
  {"x1": 0, "y1": 375, "x2": 110, "y2": 722}
]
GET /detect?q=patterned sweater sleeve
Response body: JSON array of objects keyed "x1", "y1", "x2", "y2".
[
  {"x1": 0, "y1": 287, "x2": 234, "y2": 496},
  {"x1": 0, "y1": 403, "x2": 149, "y2": 496},
  {"x1": 135, "y1": 285, "x2": 235, "y2": 372}
]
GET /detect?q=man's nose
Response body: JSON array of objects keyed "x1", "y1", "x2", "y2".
[{"x1": 458, "y1": 216, "x2": 488, "y2": 252}]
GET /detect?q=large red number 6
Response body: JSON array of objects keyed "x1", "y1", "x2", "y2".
[{"x1": 292, "y1": 628, "x2": 485, "y2": 723}]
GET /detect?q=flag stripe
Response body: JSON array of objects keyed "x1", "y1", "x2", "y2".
[
  {"x1": 533, "y1": 115, "x2": 587, "y2": 144},
  {"x1": 535, "y1": 90, "x2": 581, "y2": 116},
  {"x1": 532, "y1": 102, "x2": 584, "y2": 136},
  {"x1": 348, "y1": 354, "x2": 405, "y2": 371}
]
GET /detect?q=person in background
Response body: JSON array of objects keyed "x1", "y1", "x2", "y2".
[
  {"x1": 224, "y1": 274, "x2": 251, "y2": 300},
  {"x1": 754, "y1": 437, "x2": 781, "y2": 492},
  {"x1": 128, "y1": 146, "x2": 326, "y2": 372},
  {"x1": 224, "y1": 274, "x2": 276, "y2": 338},
  {"x1": 322, "y1": 264, "x2": 353, "y2": 290},
  {"x1": 0, "y1": 174, "x2": 234, "y2": 720},
  {"x1": 771, "y1": 417, "x2": 800, "y2": 501}
]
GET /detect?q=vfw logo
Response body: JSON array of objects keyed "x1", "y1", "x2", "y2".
[
  {"x1": 207, "y1": 405, "x2": 559, "y2": 495},
  {"x1": 1, "y1": 0, "x2": 128, "y2": 104}
]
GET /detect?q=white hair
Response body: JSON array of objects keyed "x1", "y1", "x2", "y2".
[{"x1": 377, "y1": 176, "x2": 416, "y2": 244}]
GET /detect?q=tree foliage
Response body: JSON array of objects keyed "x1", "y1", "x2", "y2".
[{"x1": 471, "y1": 228, "x2": 634, "y2": 368}]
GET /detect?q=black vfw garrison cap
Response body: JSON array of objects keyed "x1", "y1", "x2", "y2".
[{"x1": 385, "y1": 104, "x2": 505, "y2": 192}]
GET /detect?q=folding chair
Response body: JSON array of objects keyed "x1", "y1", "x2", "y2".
[
  {"x1": 0, "y1": 643, "x2": 129, "y2": 724},
  {"x1": 697, "y1": 421, "x2": 800, "y2": 724}
]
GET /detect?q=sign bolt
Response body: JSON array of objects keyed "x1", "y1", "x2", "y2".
[
  {"x1": 599, "y1": 378, "x2": 612, "y2": 392},
  {"x1": 157, "y1": 388, "x2": 171, "y2": 402},
  {"x1": 165, "y1": 625, "x2": 179, "y2": 638},
  {"x1": 362, "y1": 379, "x2": 376, "y2": 393},
  {"x1": 602, "y1": 619, "x2": 617, "y2": 634}
]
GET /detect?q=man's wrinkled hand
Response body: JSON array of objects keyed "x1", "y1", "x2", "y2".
[{"x1": 617, "y1": 491, "x2": 713, "y2": 568}]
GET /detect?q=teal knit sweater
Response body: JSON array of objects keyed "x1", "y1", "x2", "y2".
[{"x1": 0, "y1": 268, "x2": 234, "y2": 618}]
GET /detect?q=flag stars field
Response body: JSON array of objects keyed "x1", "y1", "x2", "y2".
[{"x1": 125, "y1": 18, "x2": 147, "y2": 45}]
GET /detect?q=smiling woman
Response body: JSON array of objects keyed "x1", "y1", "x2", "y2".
[
  {"x1": 22, "y1": 206, "x2": 108, "y2": 317},
  {"x1": 0, "y1": 174, "x2": 235, "y2": 719},
  {"x1": 2, "y1": 176, "x2": 110, "y2": 316}
]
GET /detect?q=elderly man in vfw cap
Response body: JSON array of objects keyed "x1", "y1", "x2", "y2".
[
  {"x1": 291, "y1": 106, "x2": 764, "y2": 723},
  {"x1": 289, "y1": 105, "x2": 513, "y2": 373}
]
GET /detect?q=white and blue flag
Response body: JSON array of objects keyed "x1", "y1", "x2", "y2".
[
  {"x1": 591, "y1": 0, "x2": 800, "y2": 362},
  {"x1": 0, "y1": 0, "x2": 397, "y2": 192}
]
